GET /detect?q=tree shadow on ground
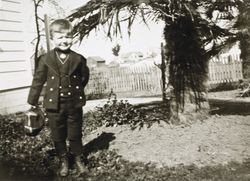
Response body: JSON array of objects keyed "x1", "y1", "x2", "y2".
[{"x1": 209, "y1": 103, "x2": 250, "y2": 115}]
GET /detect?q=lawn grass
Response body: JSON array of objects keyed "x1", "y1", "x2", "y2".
[{"x1": 0, "y1": 100, "x2": 249, "y2": 181}]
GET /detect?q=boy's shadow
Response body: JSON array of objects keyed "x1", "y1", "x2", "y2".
[
  {"x1": 82, "y1": 132, "x2": 116, "y2": 157},
  {"x1": 47, "y1": 132, "x2": 115, "y2": 157},
  {"x1": 47, "y1": 132, "x2": 116, "y2": 177},
  {"x1": 46, "y1": 132, "x2": 116, "y2": 169}
]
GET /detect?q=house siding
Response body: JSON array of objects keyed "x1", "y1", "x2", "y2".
[{"x1": 0, "y1": 0, "x2": 32, "y2": 114}]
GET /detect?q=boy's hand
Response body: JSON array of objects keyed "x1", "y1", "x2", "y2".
[{"x1": 28, "y1": 105, "x2": 38, "y2": 112}]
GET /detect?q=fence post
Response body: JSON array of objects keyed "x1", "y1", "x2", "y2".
[{"x1": 44, "y1": 14, "x2": 50, "y2": 51}]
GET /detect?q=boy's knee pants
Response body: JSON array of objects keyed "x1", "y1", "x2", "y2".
[{"x1": 46, "y1": 98, "x2": 83, "y2": 143}]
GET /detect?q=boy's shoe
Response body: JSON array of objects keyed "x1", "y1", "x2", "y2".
[
  {"x1": 75, "y1": 155, "x2": 88, "y2": 175},
  {"x1": 59, "y1": 154, "x2": 69, "y2": 177}
]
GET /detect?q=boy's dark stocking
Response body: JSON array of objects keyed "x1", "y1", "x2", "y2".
[
  {"x1": 69, "y1": 140, "x2": 88, "y2": 174},
  {"x1": 54, "y1": 141, "x2": 69, "y2": 177},
  {"x1": 69, "y1": 140, "x2": 83, "y2": 156},
  {"x1": 54, "y1": 141, "x2": 67, "y2": 156}
]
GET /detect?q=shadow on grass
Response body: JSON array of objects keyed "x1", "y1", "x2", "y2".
[
  {"x1": 45, "y1": 132, "x2": 116, "y2": 161},
  {"x1": 1, "y1": 130, "x2": 250, "y2": 181},
  {"x1": 208, "y1": 98, "x2": 250, "y2": 115},
  {"x1": 209, "y1": 103, "x2": 250, "y2": 115},
  {"x1": 83, "y1": 132, "x2": 116, "y2": 157},
  {"x1": 79, "y1": 156, "x2": 250, "y2": 181}
]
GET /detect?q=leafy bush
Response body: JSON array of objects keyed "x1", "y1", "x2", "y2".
[
  {"x1": 84, "y1": 96, "x2": 164, "y2": 132},
  {"x1": 86, "y1": 92, "x2": 109, "y2": 100},
  {"x1": 208, "y1": 82, "x2": 239, "y2": 92},
  {"x1": 0, "y1": 113, "x2": 55, "y2": 178}
]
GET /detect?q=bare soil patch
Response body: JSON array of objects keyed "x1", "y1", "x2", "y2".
[
  {"x1": 84, "y1": 115, "x2": 250, "y2": 168},
  {"x1": 84, "y1": 90, "x2": 250, "y2": 168}
]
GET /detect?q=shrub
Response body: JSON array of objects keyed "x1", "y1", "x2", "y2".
[
  {"x1": 208, "y1": 81, "x2": 240, "y2": 92},
  {"x1": 0, "y1": 113, "x2": 55, "y2": 177},
  {"x1": 86, "y1": 92, "x2": 109, "y2": 100},
  {"x1": 83, "y1": 96, "x2": 165, "y2": 133}
]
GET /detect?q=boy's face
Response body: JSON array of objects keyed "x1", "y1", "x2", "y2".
[{"x1": 52, "y1": 30, "x2": 73, "y2": 51}]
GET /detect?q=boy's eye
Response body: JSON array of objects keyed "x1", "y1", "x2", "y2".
[{"x1": 57, "y1": 36, "x2": 71, "y2": 39}]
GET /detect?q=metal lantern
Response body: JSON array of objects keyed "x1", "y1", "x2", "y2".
[{"x1": 24, "y1": 107, "x2": 47, "y2": 136}]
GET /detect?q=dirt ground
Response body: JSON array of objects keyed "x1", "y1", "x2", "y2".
[{"x1": 83, "y1": 90, "x2": 250, "y2": 168}]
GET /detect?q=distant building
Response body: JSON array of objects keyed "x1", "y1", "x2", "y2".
[
  {"x1": 87, "y1": 56, "x2": 106, "y2": 68},
  {"x1": 108, "y1": 60, "x2": 120, "y2": 67},
  {"x1": 118, "y1": 50, "x2": 161, "y2": 67},
  {"x1": 145, "y1": 49, "x2": 158, "y2": 58},
  {"x1": 120, "y1": 51, "x2": 144, "y2": 63}
]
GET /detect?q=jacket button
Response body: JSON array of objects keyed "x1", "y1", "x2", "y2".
[
  {"x1": 60, "y1": 93, "x2": 64, "y2": 96},
  {"x1": 50, "y1": 88, "x2": 53, "y2": 91},
  {"x1": 68, "y1": 92, "x2": 71, "y2": 95},
  {"x1": 51, "y1": 76, "x2": 55, "y2": 79},
  {"x1": 79, "y1": 96, "x2": 82, "y2": 99},
  {"x1": 49, "y1": 99, "x2": 53, "y2": 102},
  {"x1": 76, "y1": 86, "x2": 79, "y2": 89}
]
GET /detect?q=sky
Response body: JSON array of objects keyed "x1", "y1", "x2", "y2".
[
  {"x1": 74, "y1": 20, "x2": 165, "y2": 62},
  {"x1": 32, "y1": 0, "x2": 241, "y2": 63},
  {"x1": 47, "y1": 0, "x2": 165, "y2": 62}
]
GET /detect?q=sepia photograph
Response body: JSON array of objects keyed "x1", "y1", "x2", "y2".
[{"x1": 0, "y1": 0, "x2": 249, "y2": 180}]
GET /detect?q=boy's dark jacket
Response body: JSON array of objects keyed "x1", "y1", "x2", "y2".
[{"x1": 27, "y1": 49, "x2": 89, "y2": 110}]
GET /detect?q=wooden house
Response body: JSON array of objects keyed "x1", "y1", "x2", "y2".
[{"x1": 0, "y1": 0, "x2": 33, "y2": 114}]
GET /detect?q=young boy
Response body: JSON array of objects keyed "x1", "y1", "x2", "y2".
[{"x1": 27, "y1": 19, "x2": 89, "y2": 177}]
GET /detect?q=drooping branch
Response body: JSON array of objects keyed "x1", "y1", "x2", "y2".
[
  {"x1": 67, "y1": 0, "x2": 177, "y2": 41},
  {"x1": 233, "y1": 0, "x2": 250, "y2": 78},
  {"x1": 67, "y1": 0, "x2": 239, "y2": 112}
]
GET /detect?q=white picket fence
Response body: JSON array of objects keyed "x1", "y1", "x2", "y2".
[
  {"x1": 208, "y1": 53, "x2": 243, "y2": 84},
  {"x1": 85, "y1": 53, "x2": 243, "y2": 97},
  {"x1": 85, "y1": 65, "x2": 162, "y2": 97}
]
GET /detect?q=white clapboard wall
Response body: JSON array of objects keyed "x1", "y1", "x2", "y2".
[{"x1": 0, "y1": 0, "x2": 32, "y2": 114}]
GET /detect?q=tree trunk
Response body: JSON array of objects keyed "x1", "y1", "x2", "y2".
[
  {"x1": 160, "y1": 42, "x2": 167, "y2": 102},
  {"x1": 168, "y1": 88, "x2": 210, "y2": 125},
  {"x1": 240, "y1": 38, "x2": 250, "y2": 79},
  {"x1": 163, "y1": 16, "x2": 210, "y2": 125}
]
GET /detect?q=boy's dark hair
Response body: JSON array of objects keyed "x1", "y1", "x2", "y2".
[{"x1": 50, "y1": 19, "x2": 73, "y2": 38}]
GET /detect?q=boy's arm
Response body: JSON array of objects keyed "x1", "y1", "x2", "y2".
[
  {"x1": 27, "y1": 56, "x2": 48, "y2": 106},
  {"x1": 81, "y1": 56, "x2": 89, "y2": 88}
]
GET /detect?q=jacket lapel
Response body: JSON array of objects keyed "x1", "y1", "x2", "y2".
[
  {"x1": 44, "y1": 50, "x2": 60, "y2": 75},
  {"x1": 44, "y1": 49, "x2": 81, "y2": 76}
]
